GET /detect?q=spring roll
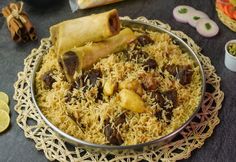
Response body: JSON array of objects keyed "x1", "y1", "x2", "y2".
[
  {"x1": 76, "y1": 0, "x2": 123, "y2": 9},
  {"x1": 50, "y1": 9, "x2": 120, "y2": 57},
  {"x1": 60, "y1": 28, "x2": 136, "y2": 82}
]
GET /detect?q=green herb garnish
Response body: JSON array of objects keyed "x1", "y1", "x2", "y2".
[
  {"x1": 193, "y1": 16, "x2": 200, "y2": 20},
  {"x1": 228, "y1": 43, "x2": 236, "y2": 57},
  {"x1": 178, "y1": 8, "x2": 187, "y2": 14},
  {"x1": 205, "y1": 23, "x2": 211, "y2": 30}
]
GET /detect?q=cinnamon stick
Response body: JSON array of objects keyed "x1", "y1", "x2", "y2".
[
  {"x1": 11, "y1": 2, "x2": 37, "y2": 41},
  {"x1": 2, "y1": 6, "x2": 23, "y2": 42},
  {"x1": 1, "y1": 2, "x2": 37, "y2": 43},
  {"x1": 21, "y1": 12, "x2": 37, "y2": 41}
]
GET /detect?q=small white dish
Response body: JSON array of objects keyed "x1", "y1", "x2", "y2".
[{"x1": 224, "y1": 40, "x2": 236, "y2": 72}]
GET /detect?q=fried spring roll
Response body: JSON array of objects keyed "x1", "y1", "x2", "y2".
[
  {"x1": 50, "y1": 9, "x2": 120, "y2": 57},
  {"x1": 77, "y1": 0, "x2": 123, "y2": 9},
  {"x1": 61, "y1": 28, "x2": 136, "y2": 82}
]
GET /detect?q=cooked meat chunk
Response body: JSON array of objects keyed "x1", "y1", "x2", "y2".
[
  {"x1": 70, "y1": 69, "x2": 102, "y2": 95},
  {"x1": 165, "y1": 109, "x2": 173, "y2": 121},
  {"x1": 42, "y1": 71, "x2": 56, "y2": 89},
  {"x1": 104, "y1": 119, "x2": 124, "y2": 145},
  {"x1": 176, "y1": 66, "x2": 193, "y2": 85},
  {"x1": 114, "y1": 113, "x2": 126, "y2": 126},
  {"x1": 165, "y1": 64, "x2": 193, "y2": 85},
  {"x1": 164, "y1": 89, "x2": 177, "y2": 108},
  {"x1": 144, "y1": 59, "x2": 157, "y2": 71},
  {"x1": 155, "y1": 110, "x2": 162, "y2": 120},
  {"x1": 155, "y1": 109, "x2": 173, "y2": 122},
  {"x1": 84, "y1": 69, "x2": 102, "y2": 86},
  {"x1": 137, "y1": 35, "x2": 154, "y2": 46},
  {"x1": 141, "y1": 73, "x2": 159, "y2": 91},
  {"x1": 166, "y1": 64, "x2": 178, "y2": 76},
  {"x1": 151, "y1": 91, "x2": 165, "y2": 108},
  {"x1": 96, "y1": 83, "x2": 103, "y2": 101}
]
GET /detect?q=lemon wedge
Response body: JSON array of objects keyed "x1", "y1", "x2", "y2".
[
  {"x1": 0, "y1": 109, "x2": 10, "y2": 133},
  {"x1": 0, "y1": 92, "x2": 9, "y2": 104},
  {"x1": 0, "y1": 100, "x2": 10, "y2": 114}
]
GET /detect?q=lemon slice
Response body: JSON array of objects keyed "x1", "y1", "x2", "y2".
[
  {"x1": 0, "y1": 92, "x2": 9, "y2": 104},
  {"x1": 0, "y1": 109, "x2": 10, "y2": 133},
  {"x1": 0, "y1": 100, "x2": 10, "y2": 114}
]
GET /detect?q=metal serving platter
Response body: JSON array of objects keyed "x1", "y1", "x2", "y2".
[{"x1": 31, "y1": 19, "x2": 206, "y2": 151}]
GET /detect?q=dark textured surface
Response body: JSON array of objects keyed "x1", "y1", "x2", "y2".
[{"x1": 0, "y1": 0, "x2": 235, "y2": 161}]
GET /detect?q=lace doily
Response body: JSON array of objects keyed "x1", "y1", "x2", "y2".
[{"x1": 13, "y1": 17, "x2": 224, "y2": 162}]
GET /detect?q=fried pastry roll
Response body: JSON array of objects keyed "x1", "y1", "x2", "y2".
[
  {"x1": 50, "y1": 9, "x2": 120, "y2": 57},
  {"x1": 60, "y1": 28, "x2": 136, "y2": 82},
  {"x1": 76, "y1": 0, "x2": 123, "y2": 9}
]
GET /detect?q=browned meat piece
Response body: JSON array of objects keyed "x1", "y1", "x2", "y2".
[
  {"x1": 165, "y1": 64, "x2": 193, "y2": 85},
  {"x1": 141, "y1": 73, "x2": 159, "y2": 91},
  {"x1": 42, "y1": 71, "x2": 56, "y2": 89},
  {"x1": 144, "y1": 58, "x2": 157, "y2": 71},
  {"x1": 104, "y1": 119, "x2": 124, "y2": 145},
  {"x1": 155, "y1": 109, "x2": 173, "y2": 122},
  {"x1": 165, "y1": 109, "x2": 173, "y2": 121},
  {"x1": 176, "y1": 66, "x2": 193, "y2": 85},
  {"x1": 155, "y1": 108, "x2": 173, "y2": 121},
  {"x1": 69, "y1": 69, "x2": 103, "y2": 102},
  {"x1": 137, "y1": 35, "x2": 154, "y2": 46},
  {"x1": 96, "y1": 84, "x2": 103, "y2": 102},
  {"x1": 114, "y1": 113, "x2": 126, "y2": 126},
  {"x1": 164, "y1": 89, "x2": 177, "y2": 108},
  {"x1": 153, "y1": 90, "x2": 176, "y2": 122},
  {"x1": 165, "y1": 64, "x2": 178, "y2": 76},
  {"x1": 151, "y1": 91, "x2": 165, "y2": 108},
  {"x1": 70, "y1": 69, "x2": 102, "y2": 90},
  {"x1": 84, "y1": 69, "x2": 102, "y2": 86},
  {"x1": 155, "y1": 110, "x2": 162, "y2": 120}
]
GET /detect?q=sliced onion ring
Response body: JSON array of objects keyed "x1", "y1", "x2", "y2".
[
  {"x1": 188, "y1": 10, "x2": 209, "y2": 27},
  {"x1": 196, "y1": 18, "x2": 219, "y2": 37},
  {"x1": 173, "y1": 5, "x2": 196, "y2": 23}
]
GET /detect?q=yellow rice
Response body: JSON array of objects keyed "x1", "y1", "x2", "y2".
[{"x1": 35, "y1": 29, "x2": 202, "y2": 145}]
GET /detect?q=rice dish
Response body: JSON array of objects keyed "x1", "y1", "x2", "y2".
[{"x1": 35, "y1": 28, "x2": 202, "y2": 146}]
